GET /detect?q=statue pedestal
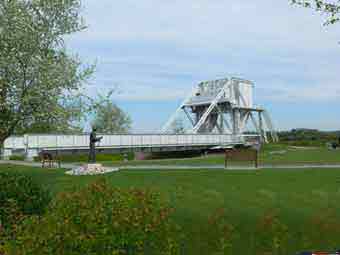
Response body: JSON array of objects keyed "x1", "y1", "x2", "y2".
[
  {"x1": 67, "y1": 163, "x2": 119, "y2": 175},
  {"x1": 85, "y1": 163, "x2": 105, "y2": 172}
]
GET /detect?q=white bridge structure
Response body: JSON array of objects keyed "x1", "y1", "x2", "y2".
[
  {"x1": 162, "y1": 77, "x2": 277, "y2": 140},
  {"x1": 3, "y1": 134, "x2": 249, "y2": 160},
  {"x1": 2, "y1": 77, "x2": 277, "y2": 161}
]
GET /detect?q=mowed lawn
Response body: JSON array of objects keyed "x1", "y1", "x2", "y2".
[
  {"x1": 103, "y1": 144, "x2": 340, "y2": 167},
  {"x1": 2, "y1": 164, "x2": 340, "y2": 254}
]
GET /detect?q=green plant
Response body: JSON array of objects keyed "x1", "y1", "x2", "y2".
[
  {"x1": 301, "y1": 208, "x2": 340, "y2": 251},
  {"x1": 4, "y1": 179, "x2": 181, "y2": 255},
  {"x1": 253, "y1": 209, "x2": 289, "y2": 255},
  {"x1": 0, "y1": 172, "x2": 51, "y2": 252},
  {"x1": 33, "y1": 153, "x2": 134, "y2": 163},
  {"x1": 0, "y1": 198, "x2": 26, "y2": 247},
  {"x1": 207, "y1": 208, "x2": 236, "y2": 255},
  {"x1": 0, "y1": 173, "x2": 51, "y2": 230},
  {"x1": 9, "y1": 155, "x2": 25, "y2": 161}
]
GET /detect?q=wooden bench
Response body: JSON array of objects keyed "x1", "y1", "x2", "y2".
[
  {"x1": 40, "y1": 152, "x2": 61, "y2": 168},
  {"x1": 225, "y1": 148, "x2": 259, "y2": 169}
]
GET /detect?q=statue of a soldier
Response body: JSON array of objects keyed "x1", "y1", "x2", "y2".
[{"x1": 88, "y1": 128, "x2": 103, "y2": 163}]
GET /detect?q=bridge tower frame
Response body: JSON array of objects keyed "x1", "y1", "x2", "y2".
[{"x1": 161, "y1": 77, "x2": 278, "y2": 143}]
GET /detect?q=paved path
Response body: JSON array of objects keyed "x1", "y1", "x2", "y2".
[
  {"x1": 0, "y1": 160, "x2": 78, "y2": 169},
  {"x1": 2, "y1": 160, "x2": 340, "y2": 170},
  {"x1": 123, "y1": 164, "x2": 340, "y2": 170}
]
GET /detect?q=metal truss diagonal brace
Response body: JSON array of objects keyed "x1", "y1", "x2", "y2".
[
  {"x1": 192, "y1": 81, "x2": 231, "y2": 133},
  {"x1": 250, "y1": 112, "x2": 268, "y2": 143},
  {"x1": 183, "y1": 108, "x2": 195, "y2": 127},
  {"x1": 262, "y1": 110, "x2": 279, "y2": 142},
  {"x1": 161, "y1": 86, "x2": 200, "y2": 133},
  {"x1": 240, "y1": 112, "x2": 250, "y2": 133},
  {"x1": 215, "y1": 105, "x2": 232, "y2": 134}
]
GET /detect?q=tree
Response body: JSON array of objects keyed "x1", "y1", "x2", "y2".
[
  {"x1": 13, "y1": 97, "x2": 85, "y2": 134},
  {"x1": 0, "y1": 0, "x2": 93, "y2": 145},
  {"x1": 291, "y1": 0, "x2": 340, "y2": 25},
  {"x1": 92, "y1": 93, "x2": 131, "y2": 134},
  {"x1": 170, "y1": 119, "x2": 186, "y2": 134}
]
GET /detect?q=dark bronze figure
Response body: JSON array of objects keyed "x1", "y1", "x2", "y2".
[{"x1": 89, "y1": 128, "x2": 103, "y2": 163}]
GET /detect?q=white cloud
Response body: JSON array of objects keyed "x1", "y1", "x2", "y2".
[
  {"x1": 258, "y1": 82, "x2": 340, "y2": 102},
  {"x1": 67, "y1": 0, "x2": 340, "y2": 105},
  {"x1": 73, "y1": 0, "x2": 340, "y2": 50}
]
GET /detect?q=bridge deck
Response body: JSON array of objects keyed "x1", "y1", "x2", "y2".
[
  {"x1": 3, "y1": 134, "x2": 259, "y2": 159},
  {"x1": 4, "y1": 134, "x2": 249, "y2": 149}
]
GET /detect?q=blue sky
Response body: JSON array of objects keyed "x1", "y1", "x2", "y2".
[{"x1": 67, "y1": 0, "x2": 340, "y2": 132}]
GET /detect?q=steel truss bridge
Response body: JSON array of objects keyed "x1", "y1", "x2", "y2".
[{"x1": 2, "y1": 133, "x2": 259, "y2": 160}]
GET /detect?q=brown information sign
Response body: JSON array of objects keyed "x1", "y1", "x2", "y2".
[{"x1": 225, "y1": 149, "x2": 259, "y2": 169}]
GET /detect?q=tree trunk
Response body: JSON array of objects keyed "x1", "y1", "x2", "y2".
[
  {"x1": 0, "y1": 133, "x2": 9, "y2": 154},
  {"x1": 0, "y1": 137, "x2": 5, "y2": 159}
]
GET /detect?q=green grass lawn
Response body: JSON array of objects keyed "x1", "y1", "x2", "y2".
[
  {"x1": 17, "y1": 143, "x2": 339, "y2": 168},
  {"x1": 100, "y1": 144, "x2": 340, "y2": 167},
  {"x1": 2, "y1": 163, "x2": 340, "y2": 254}
]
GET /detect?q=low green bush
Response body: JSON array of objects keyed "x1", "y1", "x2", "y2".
[
  {"x1": 0, "y1": 173, "x2": 51, "y2": 230},
  {"x1": 4, "y1": 179, "x2": 181, "y2": 255},
  {"x1": 8, "y1": 155, "x2": 25, "y2": 161},
  {"x1": 33, "y1": 152, "x2": 134, "y2": 163},
  {"x1": 253, "y1": 209, "x2": 289, "y2": 255},
  {"x1": 300, "y1": 208, "x2": 340, "y2": 251},
  {"x1": 281, "y1": 140, "x2": 325, "y2": 147},
  {"x1": 206, "y1": 208, "x2": 235, "y2": 255},
  {"x1": 148, "y1": 151, "x2": 202, "y2": 160}
]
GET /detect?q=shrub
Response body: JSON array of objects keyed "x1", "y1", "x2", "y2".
[
  {"x1": 301, "y1": 208, "x2": 340, "y2": 251},
  {"x1": 8, "y1": 155, "x2": 25, "y2": 161},
  {"x1": 254, "y1": 209, "x2": 289, "y2": 255},
  {"x1": 33, "y1": 153, "x2": 134, "y2": 163},
  {"x1": 207, "y1": 208, "x2": 235, "y2": 255},
  {"x1": 148, "y1": 151, "x2": 202, "y2": 160},
  {"x1": 4, "y1": 179, "x2": 181, "y2": 255},
  {"x1": 0, "y1": 172, "x2": 51, "y2": 253},
  {"x1": 0, "y1": 173, "x2": 51, "y2": 230}
]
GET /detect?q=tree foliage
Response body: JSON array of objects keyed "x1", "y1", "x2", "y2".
[
  {"x1": 92, "y1": 92, "x2": 131, "y2": 134},
  {"x1": 0, "y1": 0, "x2": 93, "y2": 144},
  {"x1": 170, "y1": 119, "x2": 186, "y2": 134},
  {"x1": 13, "y1": 96, "x2": 86, "y2": 134},
  {"x1": 291, "y1": 0, "x2": 340, "y2": 25}
]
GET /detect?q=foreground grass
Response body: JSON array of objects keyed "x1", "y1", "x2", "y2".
[{"x1": 2, "y1": 164, "x2": 340, "y2": 254}]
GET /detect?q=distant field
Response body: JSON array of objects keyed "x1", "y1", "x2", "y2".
[{"x1": 2, "y1": 164, "x2": 340, "y2": 254}]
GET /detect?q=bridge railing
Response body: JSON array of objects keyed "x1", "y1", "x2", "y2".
[
  {"x1": 4, "y1": 134, "x2": 245, "y2": 150},
  {"x1": 3, "y1": 136, "x2": 26, "y2": 150}
]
